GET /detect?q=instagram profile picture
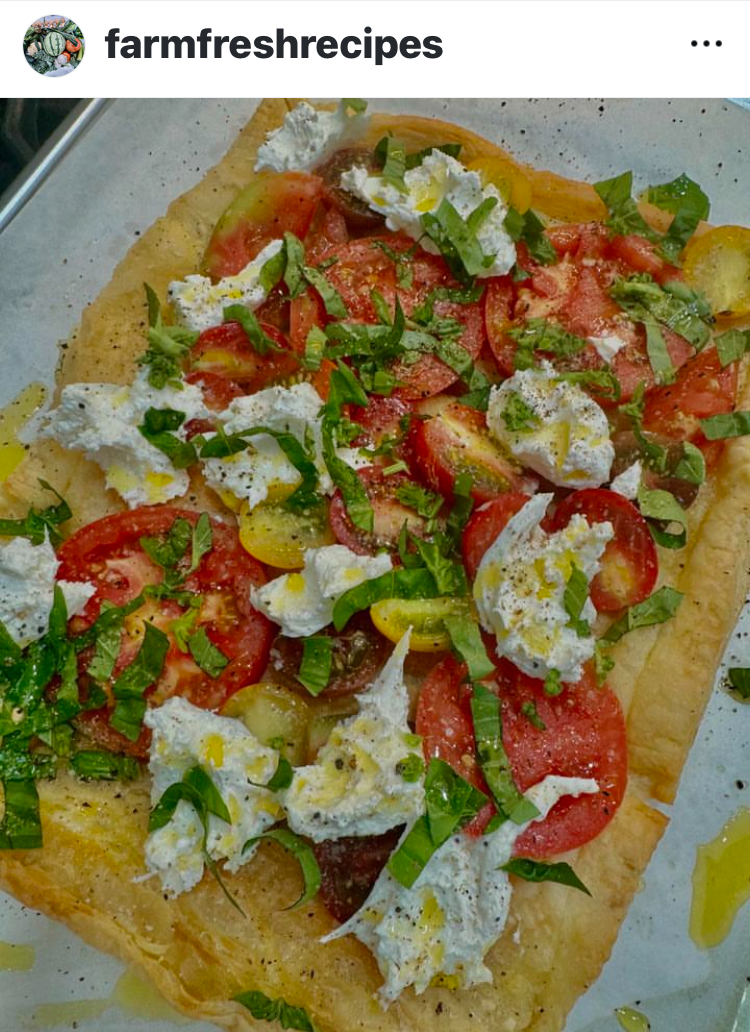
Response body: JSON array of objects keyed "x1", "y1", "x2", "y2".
[{"x1": 24, "y1": 15, "x2": 84, "y2": 76}]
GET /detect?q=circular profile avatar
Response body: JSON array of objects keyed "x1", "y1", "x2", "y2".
[{"x1": 24, "y1": 14, "x2": 84, "y2": 76}]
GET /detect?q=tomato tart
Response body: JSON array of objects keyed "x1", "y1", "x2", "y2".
[{"x1": 0, "y1": 98, "x2": 749, "y2": 1032}]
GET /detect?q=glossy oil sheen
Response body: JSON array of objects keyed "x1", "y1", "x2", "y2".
[
  {"x1": 0, "y1": 382, "x2": 46, "y2": 482},
  {"x1": 0, "y1": 940, "x2": 35, "y2": 971},
  {"x1": 615, "y1": 1006, "x2": 651, "y2": 1031},
  {"x1": 690, "y1": 807, "x2": 750, "y2": 949}
]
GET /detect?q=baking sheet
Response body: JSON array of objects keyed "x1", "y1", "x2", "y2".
[{"x1": 1, "y1": 98, "x2": 749, "y2": 1032}]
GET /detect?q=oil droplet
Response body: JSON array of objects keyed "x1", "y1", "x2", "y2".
[
  {"x1": 0, "y1": 382, "x2": 46, "y2": 482},
  {"x1": 690, "y1": 807, "x2": 750, "y2": 948},
  {"x1": 0, "y1": 940, "x2": 35, "y2": 971},
  {"x1": 615, "y1": 1006, "x2": 651, "y2": 1031},
  {"x1": 110, "y1": 966, "x2": 188, "y2": 1023},
  {"x1": 30, "y1": 999, "x2": 109, "y2": 1028}
]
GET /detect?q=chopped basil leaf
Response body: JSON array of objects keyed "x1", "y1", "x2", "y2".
[
  {"x1": 508, "y1": 319, "x2": 587, "y2": 371},
  {"x1": 244, "y1": 827, "x2": 321, "y2": 910},
  {"x1": 593, "y1": 641, "x2": 615, "y2": 686},
  {"x1": 502, "y1": 392, "x2": 539, "y2": 432},
  {"x1": 543, "y1": 669, "x2": 564, "y2": 696},
  {"x1": 395, "y1": 483, "x2": 444, "y2": 527},
  {"x1": 321, "y1": 423, "x2": 373, "y2": 533},
  {"x1": 0, "y1": 779, "x2": 42, "y2": 850},
  {"x1": 138, "y1": 283, "x2": 199, "y2": 389},
  {"x1": 188, "y1": 627, "x2": 229, "y2": 679},
  {"x1": 0, "y1": 748, "x2": 56, "y2": 782},
  {"x1": 397, "y1": 753, "x2": 425, "y2": 783},
  {"x1": 727, "y1": 668, "x2": 750, "y2": 701},
  {"x1": 502, "y1": 857, "x2": 591, "y2": 896},
  {"x1": 404, "y1": 142, "x2": 462, "y2": 171},
  {"x1": 643, "y1": 318, "x2": 676, "y2": 385},
  {"x1": 646, "y1": 174, "x2": 709, "y2": 263},
  {"x1": 69, "y1": 751, "x2": 140, "y2": 782},
  {"x1": 444, "y1": 616, "x2": 495, "y2": 680},
  {"x1": 701, "y1": 411, "x2": 750, "y2": 440},
  {"x1": 504, "y1": 207, "x2": 557, "y2": 265},
  {"x1": 594, "y1": 171, "x2": 658, "y2": 241},
  {"x1": 303, "y1": 265, "x2": 348, "y2": 319},
  {"x1": 520, "y1": 700, "x2": 546, "y2": 731},
  {"x1": 564, "y1": 565, "x2": 591, "y2": 638},
  {"x1": 715, "y1": 328, "x2": 750, "y2": 368},
  {"x1": 421, "y1": 197, "x2": 497, "y2": 285},
  {"x1": 341, "y1": 97, "x2": 367, "y2": 115},
  {"x1": 223, "y1": 304, "x2": 285, "y2": 356},
  {"x1": 555, "y1": 369, "x2": 621, "y2": 402},
  {"x1": 411, "y1": 537, "x2": 466, "y2": 596},
  {"x1": 601, "y1": 585, "x2": 683, "y2": 645},
  {"x1": 297, "y1": 636, "x2": 333, "y2": 697},
  {"x1": 444, "y1": 472, "x2": 475, "y2": 549},
  {"x1": 374, "y1": 134, "x2": 408, "y2": 193},
  {"x1": 140, "y1": 515, "x2": 192, "y2": 571},
  {"x1": 471, "y1": 684, "x2": 539, "y2": 824},
  {"x1": 0, "y1": 480, "x2": 72, "y2": 547},
  {"x1": 110, "y1": 622, "x2": 170, "y2": 741},
  {"x1": 673, "y1": 441, "x2": 706, "y2": 485},
  {"x1": 265, "y1": 757, "x2": 294, "y2": 792},
  {"x1": 637, "y1": 483, "x2": 688, "y2": 549},
  {"x1": 188, "y1": 513, "x2": 213, "y2": 575},
  {"x1": 371, "y1": 240, "x2": 416, "y2": 289},
  {"x1": 169, "y1": 605, "x2": 199, "y2": 653},
  {"x1": 86, "y1": 603, "x2": 123, "y2": 683},
  {"x1": 302, "y1": 325, "x2": 328, "y2": 371},
  {"x1": 610, "y1": 275, "x2": 713, "y2": 351},
  {"x1": 387, "y1": 758, "x2": 488, "y2": 888},
  {"x1": 138, "y1": 407, "x2": 197, "y2": 469},
  {"x1": 332, "y1": 567, "x2": 438, "y2": 631},
  {"x1": 234, "y1": 990, "x2": 319, "y2": 1032},
  {"x1": 149, "y1": 764, "x2": 231, "y2": 833}
]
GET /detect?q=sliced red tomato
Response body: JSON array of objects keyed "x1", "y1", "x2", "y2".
[
  {"x1": 267, "y1": 613, "x2": 391, "y2": 698},
  {"x1": 202, "y1": 171, "x2": 323, "y2": 280},
  {"x1": 549, "y1": 488, "x2": 658, "y2": 612},
  {"x1": 314, "y1": 147, "x2": 385, "y2": 231},
  {"x1": 290, "y1": 291, "x2": 325, "y2": 353},
  {"x1": 328, "y1": 466, "x2": 433, "y2": 555},
  {"x1": 416, "y1": 656, "x2": 628, "y2": 856},
  {"x1": 303, "y1": 202, "x2": 349, "y2": 265},
  {"x1": 301, "y1": 237, "x2": 486, "y2": 399},
  {"x1": 190, "y1": 321, "x2": 298, "y2": 392},
  {"x1": 184, "y1": 371, "x2": 243, "y2": 417},
  {"x1": 57, "y1": 506, "x2": 273, "y2": 757},
  {"x1": 461, "y1": 492, "x2": 531, "y2": 580},
  {"x1": 314, "y1": 827, "x2": 402, "y2": 923},
  {"x1": 410, "y1": 398, "x2": 531, "y2": 503},
  {"x1": 643, "y1": 346, "x2": 738, "y2": 451},
  {"x1": 609, "y1": 234, "x2": 682, "y2": 284},
  {"x1": 500, "y1": 665, "x2": 628, "y2": 858},
  {"x1": 350, "y1": 394, "x2": 413, "y2": 454}
]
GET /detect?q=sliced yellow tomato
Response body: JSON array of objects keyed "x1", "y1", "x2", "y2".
[
  {"x1": 683, "y1": 226, "x2": 750, "y2": 316},
  {"x1": 370, "y1": 597, "x2": 472, "y2": 652},
  {"x1": 220, "y1": 683, "x2": 310, "y2": 765},
  {"x1": 238, "y1": 499, "x2": 335, "y2": 569},
  {"x1": 467, "y1": 156, "x2": 533, "y2": 213}
]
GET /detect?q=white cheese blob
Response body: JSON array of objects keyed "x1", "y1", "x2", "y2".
[
  {"x1": 340, "y1": 150, "x2": 516, "y2": 278},
  {"x1": 143, "y1": 697, "x2": 284, "y2": 898},
  {"x1": 487, "y1": 363, "x2": 614, "y2": 489},
  {"x1": 610, "y1": 460, "x2": 643, "y2": 501},
  {"x1": 322, "y1": 774, "x2": 598, "y2": 1004},
  {"x1": 0, "y1": 535, "x2": 95, "y2": 647},
  {"x1": 473, "y1": 493, "x2": 613, "y2": 683},
  {"x1": 284, "y1": 631, "x2": 423, "y2": 841},
  {"x1": 250, "y1": 544, "x2": 392, "y2": 638},
  {"x1": 39, "y1": 368, "x2": 207, "y2": 508},
  {"x1": 200, "y1": 382, "x2": 369, "y2": 512},
  {"x1": 255, "y1": 101, "x2": 369, "y2": 173},
  {"x1": 587, "y1": 333, "x2": 628, "y2": 364},
  {"x1": 168, "y1": 238, "x2": 283, "y2": 334}
]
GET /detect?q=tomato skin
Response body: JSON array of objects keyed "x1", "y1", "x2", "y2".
[
  {"x1": 304, "y1": 203, "x2": 350, "y2": 265},
  {"x1": 410, "y1": 399, "x2": 530, "y2": 504},
  {"x1": 184, "y1": 371, "x2": 243, "y2": 415},
  {"x1": 190, "y1": 321, "x2": 298, "y2": 391},
  {"x1": 461, "y1": 493, "x2": 531, "y2": 580},
  {"x1": 329, "y1": 466, "x2": 431, "y2": 555},
  {"x1": 643, "y1": 346, "x2": 738, "y2": 451},
  {"x1": 351, "y1": 394, "x2": 413, "y2": 453},
  {"x1": 203, "y1": 172, "x2": 323, "y2": 280},
  {"x1": 57, "y1": 506, "x2": 273, "y2": 757},
  {"x1": 549, "y1": 488, "x2": 658, "y2": 612},
  {"x1": 290, "y1": 291, "x2": 325, "y2": 354},
  {"x1": 610, "y1": 234, "x2": 680, "y2": 284}
]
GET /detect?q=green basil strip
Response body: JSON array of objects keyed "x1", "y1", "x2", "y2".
[
  {"x1": 244, "y1": 827, "x2": 321, "y2": 910},
  {"x1": 302, "y1": 326, "x2": 328, "y2": 371},
  {"x1": 594, "y1": 171, "x2": 658, "y2": 241},
  {"x1": 149, "y1": 764, "x2": 231, "y2": 833},
  {"x1": 502, "y1": 392, "x2": 539, "y2": 432},
  {"x1": 701, "y1": 411, "x2": 750, "y2": 440},
  {"x1": 140, "y1": 515, "x2": 192, "y2": 571},
  {"x1": 302, "y1": 266, "x2": 347, "y2": 319},
  {"x1": 643, "y1": 318, "x2": 676, "y2": 385},
  {"x1": 321, "y1": 421, "x2": 373, "y2": 534},
  {"x1": 715, "y1": 328, "x2": 750, "y2": 368},
  {"x1": 86, "y1": 607, "x2": 123, "y2": 683},
  {"x1": 138, "y1": 408, "x2": 197, "y2": 470},
  {"x1": 138, "y1": 283, "x2": 199, "y2": 389},
  {"x1": 610, "y1": 275, "x2": 713, "y2": 350},
  {"x1": 421, "y1": 197, "x2": 497, "y2": 284},
  {"x1": 187, "y1": 513, "x2": 213, "y2": 574},
  {"x1": 411, "y1": 537, "x2": 467, "y2": 596},
  {"x1": 234, "y1": 990, "x2": 319, "y2": 1032},
  {"x1": 727, "y1": 668, "x2": 750, "y2": 701},
  {"x1": 0, "y1": 480, "x2": 72, "y2": 547},
  {"x1": 0, "y1": 748, "x2": 56, "y2": 782},
  {"x1": 637, "y1": 484, "x2": 688, "y2": 549},
  {"x1": 223, "y1": 304, "x2": 285, "y2": 356},
  {"x1": 445, "y1": 471, "x2": 474, "y2": 548},
  {"x1": 332, "y1": 567, "x2": 437, "y2": 631},
  {"x1": 111, "y1": 622, "x2": 170, "y2": 741},
  {"x1": 375, "y1": 134, "x2": 408, "y2": 193},
  {"x1": 564, "y1": 565, "x2": 591, "y2": 638},
  {"x1": 342, "y1": 98, "x2": 367, "y2": 115},
  {"x1": 508, "y1": 318, "x2": 587, "y2": 371},
  {"x1": 470, "y1": 684, "x2": 539, "y2": 824},
  {"x1": 647, "y1": 173, "x2": 709, "y2": 263},
  {"x1": 593, "y1": 642, "x2": 616, "y2": 686},
  {"x1": 265, "y1": 757, "x2": 293, "y2": 792},
  {"x1": 556, "y1": 369, "x2": 621, "y2": 402},
  {"x1": 504, "y1": 207, "x2": 557, "y2": 265},
  {"x1": 394, "y1": 483, "x2": 444, "y2": 523},
  {"x1": 444, "y1": 616, "x2": 495, "y2": 681},
  {"x1": 502, "y1": 857, "x2": 591, "y2": 896},
  {"x1": 297, "y1": 636, "x2": 333, "y2": 697},
  {"x1": 404, "y1": 142, "x2": 461, "y2": 170},
  {"x1": 601, "y1": 586, "x2": 684, "y2": 645},
  {"x1": 387, "y1": 759, "x2": 489, "y2": 889},
  {"x1": 187, "y1": 627, "x2": 229, "y2": 679},
  {"x1": 69, "y1": 751, "x2": 141, "y2": 782},
  {"x1": 6, "y1": 638, "x2": 57, "y2": 713},
  {"x1": 0, "y1": 779, "x2": 42, "y2": 850},
  {"x1": 673, "y1": 441, "x2": 706, "y2": 486}
]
